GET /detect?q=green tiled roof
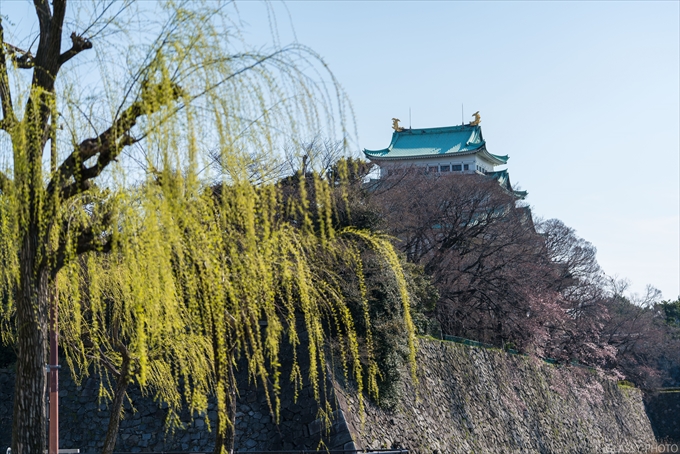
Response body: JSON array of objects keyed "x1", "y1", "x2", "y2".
[
  {"x1": 363, "y1": 125, "x2": 509, "y2": 165},
  {"x1": 488, "y1": 169, "x2": 527, "y2": 199}
]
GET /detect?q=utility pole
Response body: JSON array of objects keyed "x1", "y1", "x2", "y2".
[
  {"x1": 49, "y1": 280, "x2": 59, "y2": 454},
  {"x1": 49, "y1": 141, "x2": 60, "y2": 454}
]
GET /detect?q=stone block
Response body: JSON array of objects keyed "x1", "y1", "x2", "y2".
[
  {"x1": 329, "y1": 431, "x2": 353, "y2": 448},
  {"x1": 308, "y1": 418, "x2": 323, "y2": 435}
]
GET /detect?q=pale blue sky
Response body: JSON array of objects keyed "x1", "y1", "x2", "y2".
[
  {"x1": 2, "y1": 1, "x2": 678, "y2": 300},
  {"x1": 238, "y1": 1, "x2": 680, "y2": 300}
]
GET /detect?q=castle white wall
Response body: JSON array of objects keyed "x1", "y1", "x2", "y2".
[{"x1": 376, "y1": 155, "x2": 497, "y2": 177}]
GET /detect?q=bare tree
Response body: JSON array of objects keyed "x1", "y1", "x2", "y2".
[
  {"x1": 375, "y1": 172, "x2": 562, "y2": 350},
  {"x1": 599, "y1": 278, "x2": 678, "y2": 388}
]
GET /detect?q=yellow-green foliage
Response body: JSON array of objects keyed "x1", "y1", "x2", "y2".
[
  {"x1": 618, "y1": 380, "x2": 635, "y2": 389},
  {"x1": 0, "y1": 194, "x2": 18, "y2": 343},
  {"x1": 55, "y1": 170, "x2": 416, "y2": 435},
  {"x1": 341, "y1": 228, "x2": 418, "y2": 381}
]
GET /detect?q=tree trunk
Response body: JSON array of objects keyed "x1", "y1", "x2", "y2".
[
  {"x1": 102, "y1": 355, "x2": 131, "y2": 454},
  {"x1": 12, "y1": 236, "x2": 49, "y2": 454},
  {"x1": 213, "y1": 358, "x2": 237, "y2": 454}
]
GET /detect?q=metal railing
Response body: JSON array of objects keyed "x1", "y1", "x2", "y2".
[
  {"x1": 6, "y1": 448, "x2": 80, "y2": 454},
  {"x1": 441, "y1": 334, "x2": 597, "y2": 370},
  {"x1": 443, "y1": 335, "x2": 495, "y2": 349},
  {"x1": 7, "y1": 450, "x2": 79, "y2": 454},
  {"x1": 113, "y1": 451, "x2": 408, "y2": 454}
]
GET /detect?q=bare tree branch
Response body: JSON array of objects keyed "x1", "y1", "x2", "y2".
[
  {"x1": 48, "y1": 81, "x2": 182, "y2": 199},
  {"x1": 96, "y1": 348, "x2": 122, "y2": 379},
  {"x1": 31, "y1": 0, "x2": 66, "y2": 92},
  {"x1": 81, "y1": 1, "x2": 132, "y2": 40},
  {"x1": 33, "y1": 0, "x2": 52, "y2": 38},
  {"x1": 3, "y1": 42, "x2": 35, "y2": 69},
  {"x1": 50, "y1": 0, "x2": 67, "y2": 44},
  {"x1": 58, "y1": 32, "x2": 93, "y2": 68},
  {"x1": 51, "y1": 213, "x2": 114, "y2": 275}
]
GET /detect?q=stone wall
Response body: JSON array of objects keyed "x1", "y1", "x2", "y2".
[
  {"x1": 0, "y1": 332, "x2": 353, "y2": 454},
  {"x1": 0, "y1": 366, "x2": 353, "y2": 453},
  {"x1": 336, "y1": 339, "x2": 656, "y2": 453},
  {"x1": 1, "y1": 339, "x2": 657, "y2": 453},
  {"x1": 645, "y1": 391, "x2": 680, "y2": 443},
  {"x1": 1, "y1": 367, "x2": 212, "y2": 453}
]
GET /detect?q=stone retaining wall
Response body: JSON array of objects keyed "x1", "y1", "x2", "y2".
[
  {"x1": 645, "y1": 391, "x2": 680, "y2": 443},
  {"x1": 1, "y1": 339, "x2": 657, "y2": 453},
  {"x1": 336, "y1": 339, "x2": 656, "y2": 453},
  {"x1": 0, "y1": 339, "x2": 351, "y2": 454}
]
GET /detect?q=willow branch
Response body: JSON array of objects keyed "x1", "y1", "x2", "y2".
[
  {"x1": 0, "y1": 20, "x2": 16, "y2": 127},
  {"x1": 0, "y1": 171, "x2": 11, "y2": 194},
  {"x1": 51, "y1": 209, "x2": 114, "y2": 275},
  {"x1": 33, "y1": 0, "x2": 52, "y2": 38},
  {"x1": 45, "y1": 0, "x2": 67, "y2": 72},
  {"x1": 52, "y1": 231, "x2": 113, "y2": 277},
  {"x1": 58, "y1": 32, "x2": 93, "y2": 68},
  {"x1": 30, "y1": 0, "x2": 66, "y2": 93},
  {"x1": 48, "y1": 81, "x2": 182, "y2": 199},
  {"x1": 3, "y1": 43, "x2": 35, "y2": 69},
  {"x1": 50, "y1": 0, "x2": 67, "y2": 47},
  {"x1": 32, "y1": 0, "x2": 52, "y2": 80},
  {"x1": 96, "y1": 347, "x2": 122, "y2": 379}
]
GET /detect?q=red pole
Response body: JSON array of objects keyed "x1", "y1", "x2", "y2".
[{"x1": 49, "y1": 280, "x2": 59, "y2": 454}]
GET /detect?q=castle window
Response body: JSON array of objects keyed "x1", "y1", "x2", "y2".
[
  {"x1": 440, "y1": 165, "x2": 450, "y2": 172},
  {"x1": 464, "y1": 164, "x2": 469, "y2": 170},
  {"x1": 452, "y1": 164, "x2": 462, "y2": 171}
]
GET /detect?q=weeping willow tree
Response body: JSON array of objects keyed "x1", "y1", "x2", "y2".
[
  {"x1": 58, "y1": 162, "x2": 417, "y2": 454},
  {"x1": 0, "y1": 2, "x2": 415, "y2": 454}
]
